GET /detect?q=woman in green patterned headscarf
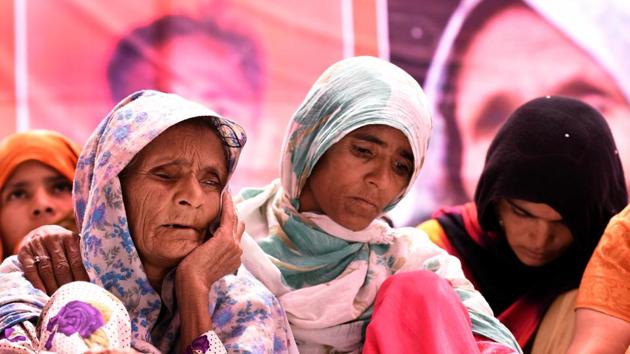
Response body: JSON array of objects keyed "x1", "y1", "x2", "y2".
[{"x1": 236, "y1": 56, "x2": 521, "y2": 353}]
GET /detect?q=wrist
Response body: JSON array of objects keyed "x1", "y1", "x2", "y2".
[{"x1": 175, "y1": 267, "x2": 210, "y2": 293}]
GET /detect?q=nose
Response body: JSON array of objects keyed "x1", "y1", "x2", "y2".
[
  {"x1": 175, "y1": 175, "x2": 205, "y2": 209},
  {"x1": 31, "y1": 188, "x2": 55, "y2": 217},
  {"x1": 529, "y1": 221, "x2": 553, "y2": 250},
  {"x1": 365, "y1": 160, "x2": 389, "y2": 189}
]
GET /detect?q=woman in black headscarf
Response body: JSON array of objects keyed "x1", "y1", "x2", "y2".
[{"x1": 419, "y1": 96, "x2": 627, "y2": 352}]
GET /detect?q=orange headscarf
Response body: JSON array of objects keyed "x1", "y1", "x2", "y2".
[
  {"x1": 0, "y1": 130, "x2": 81, "y2": 256},
  {"x1": 0, "y1": 130, "x2": 80, "y2": 191}
]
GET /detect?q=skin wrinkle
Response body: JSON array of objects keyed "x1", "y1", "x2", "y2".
[{"x1": 120, "y1": 120, "x2": 227, "y2": 290}]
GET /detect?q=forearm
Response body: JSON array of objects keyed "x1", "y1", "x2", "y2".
[
  {"x1": 176, "y1": 275, "x2": 213, "y2": 352},
  {"x1": 567, "y1": 308, "x2": 630, "y2": 354}
]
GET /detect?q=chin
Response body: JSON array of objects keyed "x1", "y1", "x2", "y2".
[
  {"x1": 328, "y1": 210, "x2": 376, "y2": 231},
  {"x1": 517, "y1": 256, "x2": 549, "y2": 268},
  {"x1": 339, "y1": 219, "x2": 372, "y2": 232}
]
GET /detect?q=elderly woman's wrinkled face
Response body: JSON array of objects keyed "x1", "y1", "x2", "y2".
[
  {"x1": 120, "y1": 120, "x2": 227, "y2": 272},
  {"x1": 0, "y1": 161, "x2": 74, "y2": 255},
  {"x1": 299, "y1": 125, "x2": 413, "y2": 231}
]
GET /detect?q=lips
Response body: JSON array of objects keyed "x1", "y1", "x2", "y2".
[
  {"x1": 522, "y1": 248, "x2": 546, "y2": 260},
  {"x1": 163, "y1": 224, "x2": 193, "y2": 229},
  {"x1": 162, "y1": 224, "x2": 202, "y2": 235},
  {"x1": 349, "y1": 196, "x2": 379, "y2": 211}
]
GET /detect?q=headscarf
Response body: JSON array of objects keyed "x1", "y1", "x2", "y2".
[
  {"x1": 0, "y1": 130, "x2": 81, "y2": 253},
  {"x1": 0, "y1": 130, "x2": 80, "y2": 191},
  {"x1": 476, "y1": 96, "x2": 627, "y2": 262},
  {"x1": 237, "y1": 56, "x2": 520, "y2": 352},
  {"x1": 432, "y1": 96, "x2": 627, "y2": 347},
  {"x1": 395, "y1": 0, "x2": 630, "y2": 224},
  {"x1": 73, "y1": 90, "x2": 246, "y2": 352},
  {"x1": 279, "y1": 56, "x2": 432, "y2": 209}
]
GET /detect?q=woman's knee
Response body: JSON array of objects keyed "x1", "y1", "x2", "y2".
[
  {"x1": 380, "y1": 271, "x2": 454, "y2": 300},
  {"x1": 40, "y1": 281, "x2": 131, "y2": 352}
]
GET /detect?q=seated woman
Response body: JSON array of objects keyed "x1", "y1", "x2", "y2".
[
  {"x1": 0, "y1": 90, "x2": 293, "y2": 353},
  {"x1": 236, "y1": 56, "x2": 520, "y2": 353},
  {"x1": 567, "y1": 204, "x2": 630, "y2": 354},
  {"x1": 0, "y1": 130, "x2": 80, "y2": 258},
  {"x1": 419, "y1": 96, "x2": 628, "y2": 352}
]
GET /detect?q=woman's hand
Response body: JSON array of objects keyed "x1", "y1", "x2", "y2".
[
  {"x1": 177, "y1": 191, "x2": 244, "y2": 287},
  {"x1": 17, "y1": 225, "x2": 89, "y2": 295},
  {"x1": 175, "y1": 191, "x2": 244, "y2": 353}
]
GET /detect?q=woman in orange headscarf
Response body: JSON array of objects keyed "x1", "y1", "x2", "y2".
[{"x1": 0, "y1": 130, "x2": 80, "y2": 258}]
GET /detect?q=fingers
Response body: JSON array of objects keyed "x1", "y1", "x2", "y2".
[
  {"x1": 63, "y1": 233, "x2": 90, "y2": 282},
  {"x1": 222, "y1": 193, "x2": 243, "y2": 246},
  {"x1": 16, "y1": 225, "x2": 85, "y2": 296},
  {"x1": 214, "y1": 192, "x2": 240, "y2": 241},
  {"x1": 42, "y1": 231, "x2": 74, "y2": 287},
  {"x1": 236, "y1": 221, "x2": 245, "y2": 243},
  {"x1": 27, "y1": 236, "x2": 59, "y2": 294},
  {"x1": 219, "y1": 191, "x2": 236, "y2": 232},
  {"x1": 17, "y1": 243, "x2": 47, "y2": 293}
]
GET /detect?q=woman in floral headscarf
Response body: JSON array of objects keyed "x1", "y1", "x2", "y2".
[
  {"x1": 0, "y1": 90, "x2": 293, "y2": 353},
  {"x1": 0, "y1": 130, "x2": 80, "y2": 258},
  {"x1": 236, "y1": 56, "x2": 520, "y2": 353}
]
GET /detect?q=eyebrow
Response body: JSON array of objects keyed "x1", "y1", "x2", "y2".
[
  {"x1": 555, "y1": 79, "x2": 610, "y2": 99},
  {"x1": 352, "y1": 133, "x2": 414, "y2": 164}
]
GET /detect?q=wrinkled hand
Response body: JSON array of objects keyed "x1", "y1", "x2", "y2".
[
  {"x1": 177, "y1": 192, "x2": 244, "y2": 287},
  {"x1": 18, "y1": 225, "x2": 89, "y2": 295}
]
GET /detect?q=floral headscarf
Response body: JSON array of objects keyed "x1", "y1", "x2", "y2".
[
  {"x1": 237, "y1": 57, "x2": 519, "y2": 352},
  {"x1": 74, "y1": 90, "x2": 246, "y2": 351}
]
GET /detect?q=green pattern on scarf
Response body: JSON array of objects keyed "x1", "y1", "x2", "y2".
[{"x1": 259, "y1": 215, "x2": 372, "y2": 288}]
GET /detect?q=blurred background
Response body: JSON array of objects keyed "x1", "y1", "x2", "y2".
[{"x1": 1, "y1": 0, "x2": 629, "y2": 225}]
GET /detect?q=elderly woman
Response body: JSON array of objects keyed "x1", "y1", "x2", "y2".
[
  {"x1": 0, "y1": 90, "x2": 292, "y2": 353},
  {"x1": 0, "y1": 130, "x2": 80, "y2": 259},
  {"x1": 420, "y1": 96, "x2": 627, "y2": 352},
  {"x1": 236, "y1": 56, "x2": 520, "y2": 353}
]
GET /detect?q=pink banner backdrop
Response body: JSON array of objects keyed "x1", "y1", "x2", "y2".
[{"x1": 1, "y1": 0, "x2": 629, "y2": 224}]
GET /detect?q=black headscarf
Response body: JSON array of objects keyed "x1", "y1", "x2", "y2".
[
  {"x1": 436, "y1": 91, "x2": 627, "y2": 350},
  {"x1": 476, "y1": 96, "x2": 627, "y2": 269}
]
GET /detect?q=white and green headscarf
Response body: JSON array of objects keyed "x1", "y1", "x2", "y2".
[
  {"x1": 237, "y1": 56, "x2": 520, "y2": 352},
  {"x1": 280, "y1": 56, "x2": 431, "y2": 210}
]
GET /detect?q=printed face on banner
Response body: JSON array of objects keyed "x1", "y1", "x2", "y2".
[{"x1": 454, "y1": 3, "x2": 630, "y2": 199}]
